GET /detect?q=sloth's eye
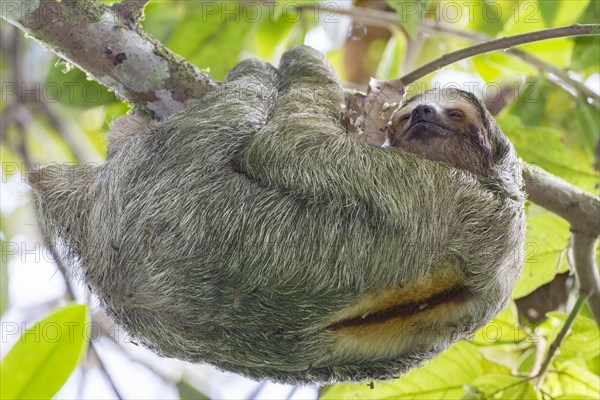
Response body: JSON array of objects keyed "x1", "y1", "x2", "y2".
[
  {"x1": 448, "y1": 109, "x2": 464, "y2": 120},
  {"x1": 398, "y1": 114, "x2": 410, "y2": 123}
]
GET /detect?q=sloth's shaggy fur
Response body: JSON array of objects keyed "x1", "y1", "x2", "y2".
[{"x1": 29, "y1": 46, "x2": 526, "y2": 383}]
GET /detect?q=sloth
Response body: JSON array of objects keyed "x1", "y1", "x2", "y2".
[
  {"x1": 386, "y1": 88, "x2": 503, "y2": 177},
  {"x1": 28, "y1": 46, "x2": 526, "y2": 383}
]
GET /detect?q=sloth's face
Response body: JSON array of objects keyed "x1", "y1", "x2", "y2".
[{"x1": 387, "y1": 89, "x2": 494, "y2": 176}]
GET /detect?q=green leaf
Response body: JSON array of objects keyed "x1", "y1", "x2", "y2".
[
  {"x1": 320, "y1": 342, "x2": 484, "y2": 399},
  {"x1": 465, "y1": 374, "x2": 537, "y2": 399},
  {"x1": 473, "y1": 302, "x2": 529, "y2": 345},
  {"x1": 159, "y1": 2, "x2": 255, "y2": 81},
  {"x1": 539, "y1": 0, "x2": 562, "y2": 26},
  {"x1": 506, "y1": 78, "x2": 546, "y2": 126},
  {"x1": 498, "y1": 114, "x2": 598, "y2": 194},
  {"x1": 512, "y1": 207, "x2": 570, "y2": 299},
  {"x1": 499, "y1": 0, "x2": 579, "y2": 68},
  {"x1": 505, "y1": 79, "x2": 598, "y2": 160},
  {"x1": 462, "y1": 0, "x2": 504, "y2": 37},
  {"x1": 0, "y1": 303, "x2": 90, "y2": 399},
  {"x1": 478, "y1": 344, "x2": 530, "y2": 374},
  {"x1": 246, "y1": 12, "x2": 296, "y2": 61},
  {"x1": 177, "y1": 379, "x2": 210, "y2": 400},
  {"x1": 473, "y1": 52, "x2": 537, "y2": 83},
  {"x1": 572, "y1": 35, "x2": 600, "y2": 72},
  {"x1": 543, "y1": 362, "x2": 600, "y2": 398},
  {"x1": 537, "y1": 0, "x2": 590, "y2": 27},
  {"x1": 141, "y1": 1, "x2": 186, "y2": 43},
  {"x1": 549, "y1": 0, "x2": 590, "y2": 26},
  {"x1": 387, "y1": 0, "x2": 427, "y2": 38},
  {"x1": 543, "y1": 87, "x2": 599, "y2": 158},
  {"x1": 547, "y1": 313, "x2": 600, "y2": 361},
  {"x1": 574, "y1": 98, "x2": 600, "y2": 157},
  {"x1": 376, "y1": 29, "x2": 407, "y2": 80},
  {"x1": 45, "y1": 59, "x2": 118, "y2": 108}
]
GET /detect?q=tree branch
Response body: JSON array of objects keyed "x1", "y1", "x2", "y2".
[
  {"x1": 523, "y1": 163, "x2": 600, "y2": 325},
  {"x1": 523, "y1": 164, "x2": 600, "y2": 238},
  {"x1": 570, "y1": 234, "x2": 600, "y2": 323},
  {"x1": 301, "y1": 4, "x2": 599, "y2": 105},
  {"x1": 398, "y1": 24, "x2": 600, "y2": 86},
  {"x1": 0, "y1": 0, "x2": 217, "y2": 119},
  {"x1": 422, "y1": 25, "x2": 600, "y2": 106},
  {"x1": 535, "y1": 291, "x2": 589, "y2": 388}
]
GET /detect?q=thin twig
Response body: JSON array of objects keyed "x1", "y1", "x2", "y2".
[
  {"x1": 423, "y1": 24, "x2": 600, "y2": 105},
  {"x1": 89, "y1": 343, "x2": 125, "y2": 400},
  {"x1": 246, "y1": 382, "x2": 267, "y2": 400},
  {"x1": 398, "y1": 24, "x2": 600, "y2": 86},
  {"x1": 535, "y1": 292, "x2": 589, "y2": 388}
]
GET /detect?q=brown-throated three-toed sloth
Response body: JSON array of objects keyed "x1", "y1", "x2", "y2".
[{"x1": 29, "y1": 46, "x2": 525, "y2": 383}]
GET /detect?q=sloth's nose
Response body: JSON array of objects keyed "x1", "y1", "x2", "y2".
[{"x1": 411, "y1": 105, "x2": 434, "y2": 120}]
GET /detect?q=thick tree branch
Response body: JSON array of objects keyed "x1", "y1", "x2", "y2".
[
  {"x1": 523, "y1": 163, "x2": 600, "y2": 325},
  {"x1": 1, "y1": 0, "x2": 217, "y2": 119},
  {"x1": 523, "y1": 164, "x2": 600, "y2": 238}
]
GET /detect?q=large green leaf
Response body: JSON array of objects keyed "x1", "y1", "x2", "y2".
[
  {"x1": 462, "y1": 0, "x2": 504, "y2": 37},
  {"x1": 506, "y1": 78, "x2": 546, "y2": 126},
  {"x1": 245, "y1": 11, "x2": 297, "y2": 61},
  {"x1": 142, "y1": 0, "x2": 185, "y2": 44},
  {"x1": 146, "y1": 1, "x2": 255, "y2": 81},
  {"x1": 498, "y1": 0, "x2": 587, "y2": 68},
  {"x1": 543, "y1": 362, "x2": 600, "y2": 398},
  {"x1": 320, "y1": 342, "x2": 484, "y2": 399},
  {"x1": 473, "y1": 302, "x2": 529, "y2": 345},
  {"x1": 45, "y1": 59, "x2": 118, "y2": 107},
  {"x1": 473, "y1": 52, "x2": 537, "y2": 83},
  {"x1": 547, "y1": 0, "x2": 590, "y2": 26},
  {"x1": 0, "y1": 303, "x2": 89, "y2": 399},
  {"x1": 498, "y1": 114, "x2": 598, "y2": 194},
  {"x1": 543, "y1": 85, "x2": 600, "y2": 158},
  {"x1": 513, "y1": 207, "x2": 570, "y2": 299}
]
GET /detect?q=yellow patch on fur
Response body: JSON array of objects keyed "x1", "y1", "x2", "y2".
[{"x1": 325, "y1": 268, "x2": 476, "y2": 358}]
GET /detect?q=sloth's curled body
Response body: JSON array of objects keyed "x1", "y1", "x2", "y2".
[{"x1": 29, "y1": 47, "x2": 525, "y2": 383}]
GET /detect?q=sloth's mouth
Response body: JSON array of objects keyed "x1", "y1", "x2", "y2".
[
  {"x1": 326, "y1": 284, "x2": 472, "y2": 330},
  {"x1": 405, "y1": 121, "x2": 453, "y2": 141}
]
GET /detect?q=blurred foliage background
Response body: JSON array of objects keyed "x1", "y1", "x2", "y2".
[{"x1": 1, "y1": 0, "x2": 599, "y2": 399}]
